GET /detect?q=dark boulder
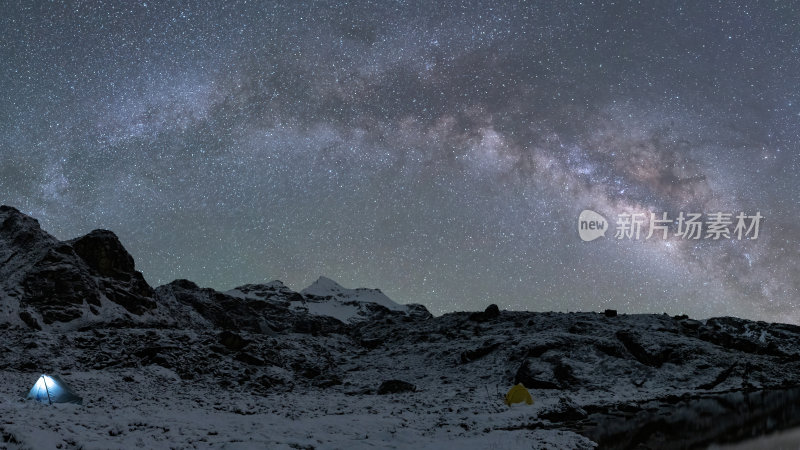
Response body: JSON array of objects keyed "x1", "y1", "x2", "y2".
[
  {"x1": 406, "y1": 303, "x2": 434, "y2": 320},
  {"x1": 377, "y1": 380, "x2": 416, "y2": 394},
  {"x1": 469, "y1": 304, "x2": 501, "y2": 322},
  {"x1": 484, "y1": 304, "x2": 500, "y2": 318},
  {"x1": 18, "y1": 311, "x2": 41, "y2": 330}
]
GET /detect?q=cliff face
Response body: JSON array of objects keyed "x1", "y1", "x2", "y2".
[{"x1": 0, "y1": 206, "x2": 156, "y2": 329}]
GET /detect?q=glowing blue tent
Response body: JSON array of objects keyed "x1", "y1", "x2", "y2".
[{"x1": 26, "y1": 374, "x2": 82, "y2": 405}]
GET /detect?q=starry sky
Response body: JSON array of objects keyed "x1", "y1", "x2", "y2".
[{"x1": 1, "y1": 1, "x2": 798, "y2": 322}]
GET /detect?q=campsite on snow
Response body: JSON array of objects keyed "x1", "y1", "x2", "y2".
[{"x1": 2, "y1": 204, "x2": 800, "y2": 448}]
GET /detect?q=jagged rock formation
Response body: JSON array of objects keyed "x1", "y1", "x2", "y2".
[
  {"x1": 69, "y1": 230, "x2": 156, "y2": 315},
  {"x1": 0, "y1": 206, "x2": 157, "y2": 328},
  {"x1": 0, "y1": 206, "x2": 430, "y2": 331}
]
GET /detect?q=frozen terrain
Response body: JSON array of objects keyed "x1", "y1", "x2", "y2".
[{"x1": 2, "y1": 205, "x2": 800, "y2": 449}]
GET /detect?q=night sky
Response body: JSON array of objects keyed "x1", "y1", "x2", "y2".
[{"x1": 1, "y1": 1, "x2": 798, "y2": 322}]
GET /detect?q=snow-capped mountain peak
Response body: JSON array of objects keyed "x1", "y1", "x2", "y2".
[
  {"x1": 302, "y1": 276, "x2": 404, "y2": 311},
  {"x1": 295, "y1": 276, "x2": 415, "y2": 323}
]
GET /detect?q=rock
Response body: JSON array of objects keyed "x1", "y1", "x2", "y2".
[
  {"x1": 69, "y1": 230, "x2": 156, "y2": 315},
  {"x1": 514, "y1": 359, "x2": 564, "y2": 390},
  {"x1": 360, "y1": 338, "x2": 384, "y2": 349},
  {"x1": 540, "y1": 397, "x2": 588, "y2": 422},
  {"x1": 18, "y1": 311, "x2": 40, "y2": 330},
  {"x1": 485, "y1": 304, "x2": 500, "y2": 317},
  {"x1": 157, "y1": 279, "x2": 345, "y2": 335},
  {"x1": 69, "y1": 230, "x2": 136, "y2": 279},
  {"x1": 553, "y1": 360, "x2": 581, "y2": 387},
  {"x1": 235, "y1": 352, "x2": 265, "y2": 366},
  {"x1": 604, "y1": 309, "x2": 617, "y2": 318},
  {"x1": 697, "y1": 364, "x2": 739, "y2": 390},
  {"x1": 292, "y1": 315, "x2": 345, "y2": 335},
  {"x1": 227, "y1": 281, "x2": 305, "y2": 306},
  {"x1": 134, "y1": 346, "x2": 175, "y2": 368},
  {"x1": 20, "y1": 246, "x2": 103, "y2": 323},
  {"x1": 697, "y1": 318, "x2": 789, "y2": 357},
  {"x1": 314, "y1": 376, "x2": 343, "y2": 388},
  {"x1": 158, "y1": 281, "x2": 268, "y2": 332},
  {"x1": 681, "y1": 319, "x2": 702, "y2": 330},
  {"x1": 406, "y1": 303, "x2": 434, "y2": 320},
  {"x1": 219, "y1": 331, "x2": 249, "y2": 351},
  {"x1": 616, "y1": 330, "x2": 672, "y2": 368},
  {"x1": 469, "y1": 304, "x2": 501, "y2": 322},
  {"x1": 377, "y1": 380, "x2": 416, "y2": 394},
  {"x1": 169, "y1": 279, "x2": 199, "y2": 290},
  {"x1": 460, "y1": 341, "x2": 501, "y2": 363}
]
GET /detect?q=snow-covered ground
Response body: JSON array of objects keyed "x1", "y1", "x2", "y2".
[
  {"x1": 3, "y1": 313, "x2": 800, "y2": 449},
  {"x1": 0, "y1": 369, "x2": 594, "y2": 449}
]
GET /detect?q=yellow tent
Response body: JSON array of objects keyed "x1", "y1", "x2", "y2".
[{"x1": 504, "y1": 383, "x2": 533, "y2": 406}]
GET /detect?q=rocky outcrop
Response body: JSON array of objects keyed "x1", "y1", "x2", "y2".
[
  {"x1": 0, "y1": 206, "x2": 156, "y2": 327},
  {"x1": 156, "y1": 280, "x2": 267, "y2": 332},
  {"x1": 19, "y1": 242, "x2": 103, "y2": 324},
  {"x1": 69, "y1": 230, "x2": 137, "y2": 279},
  {"x1": 69, "y1": 230, "x2": 156, "y2": 315}
]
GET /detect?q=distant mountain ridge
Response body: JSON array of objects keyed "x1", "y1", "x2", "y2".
[{"x1": 0, "y1": 205, "x2": 430, "y2": 331}]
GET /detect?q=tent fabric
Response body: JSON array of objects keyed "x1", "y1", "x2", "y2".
[
  {"x1": 504, "y1": 383, "x2": 533, "y2": 406},
  {"x1": 26, "y1": 374, "x2": 83, "y2": 405}
]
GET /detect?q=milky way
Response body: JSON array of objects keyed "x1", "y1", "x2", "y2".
[{"x1": 1, "y1": 1, "x2": 798, "y2": 322}]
